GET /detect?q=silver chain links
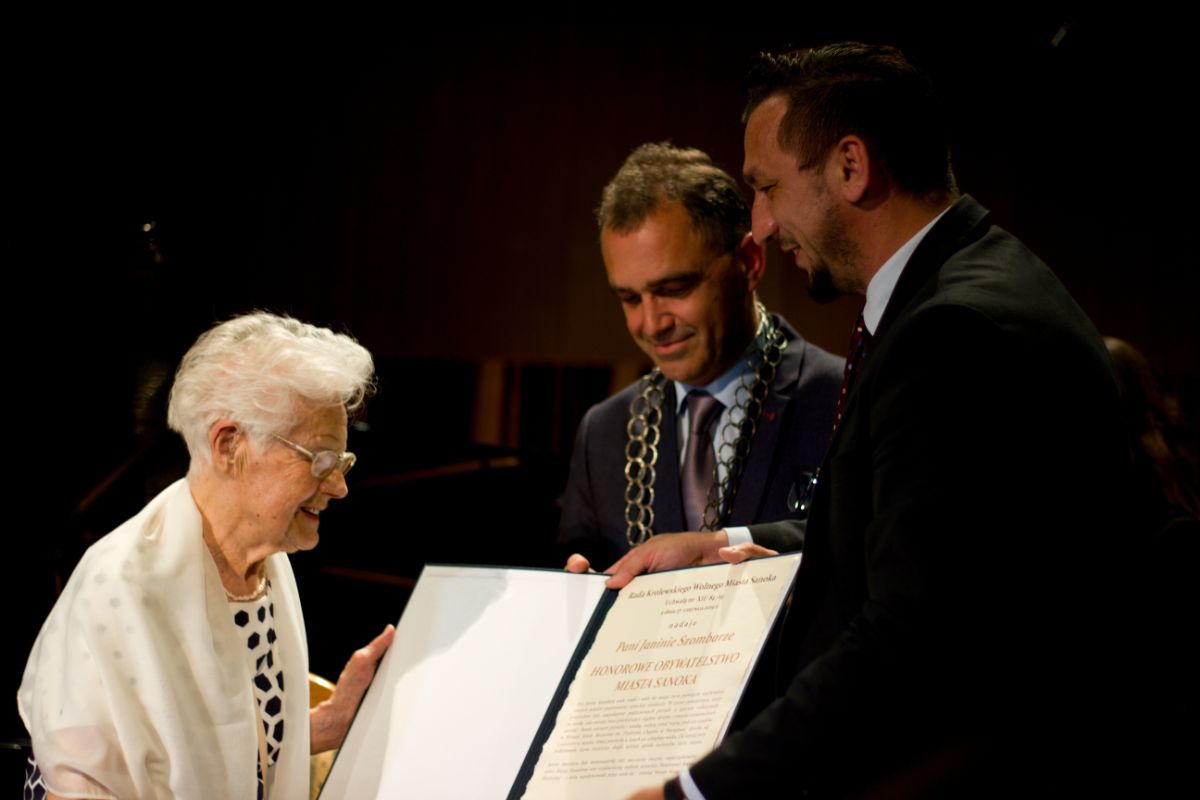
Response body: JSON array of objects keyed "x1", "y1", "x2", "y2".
[
  {"x1": 623, "y1": 371, "x2": 667, "y2": 547},
  {"x1": 623, "y1": 305, "x2": 787, "y2": 546},
  {"x1": 703, "y1": 308, "x2": 787, "y2": 530}
]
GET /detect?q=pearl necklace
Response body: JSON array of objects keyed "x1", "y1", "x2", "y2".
[{"x1": 225, "y1": 572, "x2": 269, "y2": 602}]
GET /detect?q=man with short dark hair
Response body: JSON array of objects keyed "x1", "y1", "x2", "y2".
[
  {"x1": 617, "y1": 44, "x2": 1132, "y2": 798},
  {"x1": 559, "y1": 142, "x2": 842, "y2": 571}
]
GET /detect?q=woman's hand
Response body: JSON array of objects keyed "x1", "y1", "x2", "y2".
[{"x1": 310, "y1": 624, "x2": 396, "y2": 753}]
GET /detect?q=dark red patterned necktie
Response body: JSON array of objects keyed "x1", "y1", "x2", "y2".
[{"x1": 831, "y1": 313, "x2": 871, "y2": 439}]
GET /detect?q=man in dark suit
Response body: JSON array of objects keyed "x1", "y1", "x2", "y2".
[
  {"x1": 615, "y1": 44, "x2": 1133, "y2": 798},
  {"x1": 560, "y1": 143, "x2": 842, "y2": 571}
]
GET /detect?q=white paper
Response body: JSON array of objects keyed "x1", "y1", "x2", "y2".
[
  {"x1": 521, "y1": 555, "x2": 801, "y2": 799},
  {"x1": 320, "y1": 565, "x2": 610, "y2": 800}
]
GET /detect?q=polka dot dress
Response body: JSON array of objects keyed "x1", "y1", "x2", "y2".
[
  {"x1": 232, "y1": 583, "x2": 285, "y2": 800},
  {"x1": 23, "y1": 583, "x2": 285, "y2": 800},
  {"x1": 22, "y1": 756, "x2": 45, "y2": 800}
]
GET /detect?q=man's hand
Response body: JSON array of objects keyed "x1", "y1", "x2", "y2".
[
  {"x1": 605, "y1": 531, "x2": 729, "y2": 589},
  {"x1": 625, "y1": 786, "x2": 665, "y2": 800},
  {"x1": 718, "y1": 541, "x2": 779, "y2": 563},
  {"x1": 564, "y1": 553, "x2": 593, "y2": 573},
  {"x1": 310, "y1": 624, "x2": 396, "y2": 754}
]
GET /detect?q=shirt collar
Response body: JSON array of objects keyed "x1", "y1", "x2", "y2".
[
  {"x1": 861, "y1": 206, "x2": 950, "y2": 334},
  {"x1": 673, "y1": 312, "x2": 768, "y2": 413}
]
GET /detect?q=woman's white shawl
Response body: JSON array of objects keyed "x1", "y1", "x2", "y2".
[{"x1": 18, "y1": 478, "x2": 311, "y2": 799}]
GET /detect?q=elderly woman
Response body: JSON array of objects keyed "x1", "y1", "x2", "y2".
[{"x1": 19, "y1": 312, "x2": 395, "y2": 799}]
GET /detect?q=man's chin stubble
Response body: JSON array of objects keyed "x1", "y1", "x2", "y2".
[{"x1": 807, "y1": 266, "x2": 842, "y2": 304}]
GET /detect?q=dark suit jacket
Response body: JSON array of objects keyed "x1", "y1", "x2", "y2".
[
  {"x1": 558, "y1": 316, "x2": 843, "y2": 568},
  {"x1": 689, "y1": 197, "x2": 1134, "y2": 797}
]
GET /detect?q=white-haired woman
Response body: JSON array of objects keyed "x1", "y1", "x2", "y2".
[{"x1": 19, "y1": 312, "x2": 395, "y2": 799}]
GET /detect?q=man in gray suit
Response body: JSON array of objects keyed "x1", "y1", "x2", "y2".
[{"x1": 559, "y1": 142, "x2": 842, "y2": 571}]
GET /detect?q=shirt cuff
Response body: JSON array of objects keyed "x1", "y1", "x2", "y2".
[
  {"x1": 679, "y1": 767, "x2": 708, "y2": 800},
  {"x1": 723, "y1": 526, "x2": 752, "y2": 547}
]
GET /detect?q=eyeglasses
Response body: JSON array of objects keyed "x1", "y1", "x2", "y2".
[{"x1": 272, "y1": 434, "x2": 357, "y2": 480}]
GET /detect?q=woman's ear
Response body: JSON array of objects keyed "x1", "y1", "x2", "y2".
[{"x1": 209, "y1": 420, "x2": 243, "y2": 475}]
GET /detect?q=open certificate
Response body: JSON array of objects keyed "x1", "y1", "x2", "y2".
[{"x1": 320, "y1": 554, "x2": 801, "y2": 799}]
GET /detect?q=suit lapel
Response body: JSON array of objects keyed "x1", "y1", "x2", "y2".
[
  {"x1": 827, "y1": 196, "x2": 992, "y2": 460},
  {"x1": 728, "y1": 326, "x2": 803, "y2": 524},
  {"x1": 875, "y1": 196, "x2": 991, "y2": 342},
  {"x1": 653, "y1": 382, "x2": 687, "y2": 533}
]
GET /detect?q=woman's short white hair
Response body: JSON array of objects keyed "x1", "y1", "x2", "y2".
[{"x1": 167, "y1": 312, "x2": 375, "y2": 466}]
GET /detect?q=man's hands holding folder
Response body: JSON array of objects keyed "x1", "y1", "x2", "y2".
[{"x1": 565, "y1": 532, "x2": 779, "y2": 589}]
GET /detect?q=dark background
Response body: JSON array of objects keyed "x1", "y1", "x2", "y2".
[{"x1": 7, "y1": 13, "x2": 1195, "y2": 744}]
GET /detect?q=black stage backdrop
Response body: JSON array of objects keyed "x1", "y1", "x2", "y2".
[{"x1": 6, "y1": 12, "x2": 1195, "y2": 747}]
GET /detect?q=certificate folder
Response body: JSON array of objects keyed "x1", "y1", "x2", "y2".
[{"x1": 320, "y1": 555, "x2": 800, "y2": 799}]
